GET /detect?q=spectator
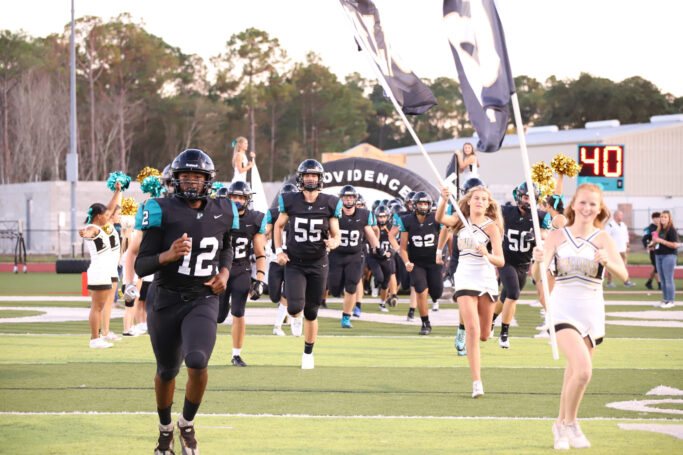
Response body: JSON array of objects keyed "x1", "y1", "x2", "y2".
[
  {"x1": 642, "y1": 212, "x2": 661, "y2": 290},
  {"x1": 605, "y1": 210, "x2": 635, "y2": 287},
  {"x1": 445, "y1": 142, "x2": 480, "y2": 198},
  {"x1": 653, "y1": 210, "x2": 679, "y2": 309}
]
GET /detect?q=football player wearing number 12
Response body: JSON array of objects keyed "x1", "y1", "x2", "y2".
[
  {"x1": 135, "y1": 149, "x2": 238, "y2": 455},
  {"x1": 273, "y1": 159, "x2": 342, "y2": 370},
  {"x1": 329, "y1": 185, "x2": 381, "y2": 329}
]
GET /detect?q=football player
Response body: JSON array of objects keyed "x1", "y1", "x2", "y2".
[
  {"x1": 366, "y1": 204, "x2": 400, "y2": 313},
  {"x1": 216, "y1": 181, "x2": 267, "y2": 367},
  {"x1": 134, "y1": 149, "x2": 238, "y2": 455},
  {"x1": 273, "y1": 159, "x2": 341, "y2": 369}
]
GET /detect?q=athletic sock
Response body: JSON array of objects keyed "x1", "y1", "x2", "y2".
[
  {"x1": 232, "y1": 348, "x2": 241, "y2": 357},
  {"x1": 275, "y1": 303, "x2": 287, "y2": 326},
  {"x1": 182, "y1": 397, "x2": 200, "y2": 422},
  {"x1": 492, "y1": 312, "x2": 500, "y2": 324},
  {"x1": 355, "y1": 302, "x2": 361, "y2": 309},
  {"x1": 157, "y1": 403, "x2": 173, "y2": 426},
  {"x1": 459, "y1": 323, "x2": 465, "y2": 331},
  {"x1": 342, "y1": 312, "x2": 351, "y2": 317},
  {"x1": 304, "y1": 342, "x2": 314, "y2": 355},
  {"x1": 408, "y1": 308, "x2": 415, "y2": 317},
  {"x1": 501, "y1": 323, "x2": 510, "y2": 337},
  {"x1": 421, "y1": 316, "x2": 430, "y2": 325}
]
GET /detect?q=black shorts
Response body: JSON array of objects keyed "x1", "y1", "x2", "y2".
[
  {"x1": 409, "y1": 262, "x2": 443, "y2": 301},
  {"x1": 268, "y1": 262, "x2": 286, "y2": 303},
  {"x1": 139, "y1": 281, "x2": 152, "y2": 301},
  {"x1": 146, "y1": 285, "x2": 219, "y2": 381},
  {"x1": 498, "y1": 262, "x2": 530, "y2": 302},
  {"x1": 366, "y1": 254, "x2": 394, "y2": 290},
  {"x1": 327, "y1": 251, "x2": 364, "y2": 296},
  {"x1": 218, "y1": 262, "x2": 251, "y2": 321},
  {"x1": 454, "y1": 289, "x2": 498, "y2": 302},
  {"x1": 555, "y1": 323, "x2": 604, "y2": 347},
  {"x1": 285, "y1": 255, "x2": 329, "y2": 320}
]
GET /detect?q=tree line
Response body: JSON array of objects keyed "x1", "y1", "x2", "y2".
[{"x1": 1, "y1": 14, "x2": 681, "y2": 184}]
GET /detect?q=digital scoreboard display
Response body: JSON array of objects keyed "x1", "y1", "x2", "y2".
[{"x1": 577, "y1": 144, "x2": 624, "y2": 191}]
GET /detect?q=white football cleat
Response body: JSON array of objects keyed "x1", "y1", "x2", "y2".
[
  {"x1": 273, "y1": 326, "x2": 286, "y2": 336},
  {"x1": 301, "y1": 352, "x2": 314, "y2": 370},
  {"x1": 472, "y1": 380, "x2": 484, "y2": 398},
  {"x1": 291, "y1": 316, "x2": 303, "y2": 337}
]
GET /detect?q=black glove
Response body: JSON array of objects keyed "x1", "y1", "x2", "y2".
[
  {"x1": 525, "y1": 229, "x2": 536, "y2": 246},
  {"x1": 249, "y1": 279, "x2": 265, "y2": 300},
  {"x1": 372, "y1": 245, "x2": 386, "y2": 258}
]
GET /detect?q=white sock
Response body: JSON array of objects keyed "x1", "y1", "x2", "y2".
[
  {"x1": 232, "y1": 348, "x2": 241, "y2": 357},
  {"x1": 159, "y1": 422, "x2": 174, "y2": 431},
  {"x1": 275, "y1": 303, "x2": 287, "y2": 326},
  {"x1": 178, "y1": 414, "x2": 193, "y2": 427}
]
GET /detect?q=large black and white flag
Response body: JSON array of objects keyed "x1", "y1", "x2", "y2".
[
  {"x1": 444, "y1": 0, "x2": 515, "y2": 152},
  {"x1": 340, "y1": 0, "x2": 437, "y2": 115}
]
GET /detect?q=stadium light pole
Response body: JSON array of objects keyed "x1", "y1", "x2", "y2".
[{"x1": 67, "y1": 0, "x2": 78, "y2": 245}]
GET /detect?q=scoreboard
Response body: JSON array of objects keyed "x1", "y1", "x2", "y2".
[{"x1": 576, "y1": 144, "x2": 624, "y2": 191}]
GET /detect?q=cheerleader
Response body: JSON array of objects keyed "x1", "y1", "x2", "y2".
[
  {"x1": 79, "y1": 181, "x2": 122, "y2": 348},
  {"x1": 435, "y1": 183, "x2": 504, "y2": 398},
  {"x1": 532, "y1": 183, "x2": 627, "y2": 450},
  {"x1": 231, "y1": 136, "x2": 255, "y2": 183}
]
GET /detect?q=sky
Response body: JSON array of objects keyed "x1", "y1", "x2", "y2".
[{"x1": 1, "y1": 0, "x2": 681, "y2": 97}]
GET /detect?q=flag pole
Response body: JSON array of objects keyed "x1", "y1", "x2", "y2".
[
  {"x1": 337, "y1": 1, "x2": 471, "y2": 233},
  {"x1": 510, "y1": 92, "x2": 559, "y2": 360}
]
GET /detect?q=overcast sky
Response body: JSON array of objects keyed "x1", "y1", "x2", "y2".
[{"x1": 2, "y1": 0, "x2": 681, "y2": 97}]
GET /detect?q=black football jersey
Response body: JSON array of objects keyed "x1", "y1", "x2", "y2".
[
  {"x1": 501, "y1": 204, "x2": 551, "y2": 265},
  {"x1": 231, "y1": 209, "x2": 267, "y2": 264},
  {"x1": 136, "y1": 197, "x2": 239, "y2": 292},
  {"x1": 336, "y1": 207, "x2": 375, "y2": 254},
  {"x1": 278, "y1": 191, "x2": 342, "y2": 260},
  {"x1": 266, "y1": 207, "x2": 291, "y2": 254},
  {"x1": 399, "y1": 212, "x2": 441, "y2": 263}
]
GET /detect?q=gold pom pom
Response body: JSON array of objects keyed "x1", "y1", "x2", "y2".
[
  {"x1": 136, "y1": 166, "x2": 161, "y2": 183},
  {"x1": 121, "y1": 197, "x2": 138, "y2": 216},
  {"x1": 538, "y1": 179, "x2": 556, "y2": 199},
  {"x1": 550, "y1": 153, "x2": 582, "y2": 177},
  {"x1": 531, "y1": 161, "x2": 554, "y2": 187}
]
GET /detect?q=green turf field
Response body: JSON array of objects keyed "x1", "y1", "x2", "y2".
[{"x1": 1, "y1": 272, "x2": 682, "y2": 454}]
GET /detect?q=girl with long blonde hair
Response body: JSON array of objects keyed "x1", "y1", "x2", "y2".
[{"x1": 231, "y1": 136, "x2": 255, "y2": 182}]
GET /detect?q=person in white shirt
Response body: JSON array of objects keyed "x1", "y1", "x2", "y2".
[{"x1": 604, "y1": 210, "x2": 635, "y2": 287}]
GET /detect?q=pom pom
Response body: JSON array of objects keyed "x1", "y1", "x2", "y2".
[
  {"x1": 120, "y1": 197, "x2": 138, "y2": 216},
  {"x1": 531, "y1": 161, "x2": 554, "y2": 187},
  {"x1": 210, "y1": 181, "x2": 225, "y2": 198},
  {"x1": 141, "y1": 176, "x2": 163, "y2": 197},
  {"x1": 136, "y1": 166, "x2": 161, "y2": 183},
  {"x1": 538, "y1": 179, "x2": 556, "y2": 199},
  {"x1": 106, "y1": 171, "x2": 131, "y2": 191},
  {"x1": 550, "y1": 153, "x2": 582, "y2": 177}
]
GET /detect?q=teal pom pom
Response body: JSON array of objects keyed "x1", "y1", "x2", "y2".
[
  {"x1": 106, "y1": 171, "x2": 131, "y2": 191},
  {"x1": 141, "y1": 176, "x2": 163, "y2": 197},
  {"x1": 86, "y1": 207, "x2": 93, "y2": 224}
]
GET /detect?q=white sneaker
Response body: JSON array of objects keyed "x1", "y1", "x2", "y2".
[
  {"x1": 134, "y1": 323, "x2": 147, "y2": 334},
  {"x1": 89, "y1": 338, "x2": 113, "y2": 349},
  {"x1": 379, "y1": 303, "x2": 389, "y2": 312},
  {"x1": 552, "y1": 421, "x2": 569, "y2": 450},
  {"x1": 140, "y1": 322, "x2": 148, "y2": 332},
  {"x1": 102, "y1": 331, "x2": 122, "y2": 341},
  {"x1": 653, "y1": 301, "x2": 663, "y2": 308},
  {"x1": 564, "y1": 421, "x2": 590, "y2": 448},
  {"x1": 472, "y1": 380, "x2": 484, "y2": 398},
  {"x1": 432, "y1": 302, "x2": 439, "y2": 312},
  {"x1": 660, "y1": 301, "x2": 675, "y2": 309},
  {"x1": 291, "y1": 316, "x2": 303, "y2": 337},
  {"x1": 273, "y1": 326, "x2": 286, "y2": 336},
  {"x1": 301, "y1": 352, "x2": 314, "y2": 369},
  {"x1": 534, "y1": 330, "x2": 550, "y2": 339}
]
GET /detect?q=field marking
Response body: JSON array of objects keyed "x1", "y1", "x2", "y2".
[
  {"x1": 647, "y1": 386, "x2": 683, "y2": 396},
  {"x1": 0, "y1": 411, "x2": 681, "y2": 422},
  {"x1": 618, "y1": 423, "x2": 683, "y2": 439},
  {"x1": 606, "y1": 399, "x2": 683, "y2": 415}
]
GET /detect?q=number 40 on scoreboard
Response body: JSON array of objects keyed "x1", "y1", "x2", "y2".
[{"x1": 577, "y1": 144, "x2": 624, "y2": 191}]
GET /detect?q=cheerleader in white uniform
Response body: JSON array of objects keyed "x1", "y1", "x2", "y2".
[
  {"x1": 532, "y1": 183, "x2": 627, "y2": 450},
  {"x1": 231, "y1": 136, "x2": 254, "y2": 183},
  {"x1": 98, "y1": 216, "x2": 122, "y2": 342},
  {"x1": 79, "y1": 181, "x2": 122, "y2": 348},
  {"x1": 436, "y1": 184, "x2": 504, "y2": 398}
]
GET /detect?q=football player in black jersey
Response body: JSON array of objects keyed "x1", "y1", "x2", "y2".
[
  {"x1": 492, "y1": 182, "x2": 552, "y2": 349},
  {"x1": 266, "y1": 183, "x2": 297, "y2": 336},
  {"x1": 216, "y1": 181, "x2": 267, "y2": 367},
  {"x1": 367, "y1": 204, "x2": 400, "y2": 313},
  {"x1": 330, "y1": 185, "x2": 381, "y2": 328},
  {"x1": 354, "y1": 193, "x2": 371, "y2": 316},
  {"x1": 273, "y1": 159, "x2": 342, "y2": 369},
  {"x1": 135, "y1": 149, "x2": 238, "y2": 454},
  {"x1": 390, "y1": 199, "x2": 416, "y2": 319},
  {"x1": 398, "y1": 192, "x2": 448, "y2": 335}
]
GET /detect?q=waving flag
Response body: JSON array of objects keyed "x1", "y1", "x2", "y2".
[
  {"x1": 444, "y1": 0, "x2": 515, "y2": 152},
  {"x1": 340, "y1": 0, "x2": 436, "y2": 115}
]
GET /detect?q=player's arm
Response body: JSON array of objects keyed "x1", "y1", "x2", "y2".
[
  {"x1": 399, "y1": 231, "x2": 413, "y2": 271},
  {"x1": 364, "y1": 225, "x2": 380, "y2": 250},
  {"x1": 325, "y1": 216, "x2": 341, "y2": 250},
  {"x1": 274, "y1": 211, "x2": 290, "y2": 265},
  {"x1": 253, "y1": 232, "x2": 267, "y2": 280},
  {"x1": 436, "y1": 226, "x2": 448, "y2": 265}
]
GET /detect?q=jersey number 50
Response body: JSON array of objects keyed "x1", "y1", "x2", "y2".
[{"x1": 507, "y1": 229, "x2": 532, "y2": 252}]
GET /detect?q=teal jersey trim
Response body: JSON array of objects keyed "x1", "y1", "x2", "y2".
[
  {"x1": 278, "y1": 194, "x2": 285, "y2": 213},
  {"x1": 265, "y1": 210, "x2": 273, "y2": 225},
  {"x1": 231, "y1": 201, "x2": 240, "y2": 230},
  {"x1": 446, "y1": 203, "x2": 453, "y2": 215},
  {"x1": 258, "y1": 213, "x2": 268, "y2": 234},
  {"x1": 136, "y1": 199, "x2": 162, "y2": 230},
  {"x1": 542, "y1": 212, "x2": 552, "y2": 230},
  {"x1": 368, "y1": 211, "x2": 376, "y2": 226},
  {"x1": 396, "y1": 214, "x2": 407, "y2": 232},
  {"x1": 334, "y1": 199, "x2": 343, "y2": 218}
]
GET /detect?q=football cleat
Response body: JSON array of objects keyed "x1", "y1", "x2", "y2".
[
  {"x1": 154, "y1": 424, "x2": 175, "y2": 455},
  {"x1": 177, "y1": 421, "x2": 199, "y2": 455},
  {"x1": 379, "y1": 303, "x2": 389, "y2": 312},
  {"x1": 388, "y1": 295, "x2": 398, "y2": 307},
  {"x1": 341, "y1": 315, "x2": 353, "y2": 328},
  {"x1": 352, "y1": 306, "x2": 362, "y2": 317},
  {"x1": 273, "y1": 326, "x2": 286, "y2": 336},
  {"x1": 231, "y1": 355, "x2": 247, "y2": 367},
  {"x1": 432, "y1": 302, "x2": 439, "y2": 312},
  {"x1": 472, "y1": 380, "x2": 484, "y2": 398},
  {"x1": 301, "y1": 352, "x2": 314, "y2": 370},
  {"x1": 498, "y1": 334, "x2": 510, "y2": 349},
  {"x1": 455, "y1": 327, "x2": 467, "y2": 356},
  {"x1": 419, "y1": 323, "x2": 432, "y2": 335},
  {"x1": 291, "y1": 316, "x2": 303, "y2": 337}
]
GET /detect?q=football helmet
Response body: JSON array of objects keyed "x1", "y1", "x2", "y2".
[
  {"x1": 413, "y1": 192, "x2": 433, "y2": 216},
  {"x1": 279, "y1": 183, "x2": 298, "y2": 195},
  {"x1": 171, "y1": 149, "x2": 215, "y2": 201},
  {"x1": 296, "y1": 159, "x2": 324, "y2": 191},
  {"x1": 374, "y1": 204, "x2": 391, "y2": 226},
  {"x1": 161, "y1": 164, "x2": 173, "y2": 197},
  {"x1": 214, "y1": 187, "x2": 229, "y2": 199},
  {"x1": 461, "y1": 177, "x2": 486, "y2": 195},
  {"x1": 338, "y1": 185, "x2": 358, "y2": 208},
  {"x1": 513, "y1": 182, "x2": 540, "y2": 212},
  {"x1": 227, "y1": 180, "x2": 252, "y2": 211}
]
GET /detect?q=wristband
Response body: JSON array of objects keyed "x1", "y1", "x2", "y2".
[
  {"x1": 275, "y1": 247, "x2": 283, "y2": 255},
  {"x1": 255, "y1": 255, "x2": 266, "y2": 260},
  {"x1": 257, "y1": 269, "x2": 265, "y2": 276}
]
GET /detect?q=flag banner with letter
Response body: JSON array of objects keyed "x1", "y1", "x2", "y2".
[
  {"x1": 340, "y1": 0, "x2": 437, "y2": 115},
  {"x1": 443, "y1": 0, "x2": 515, "y2": 152}
]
